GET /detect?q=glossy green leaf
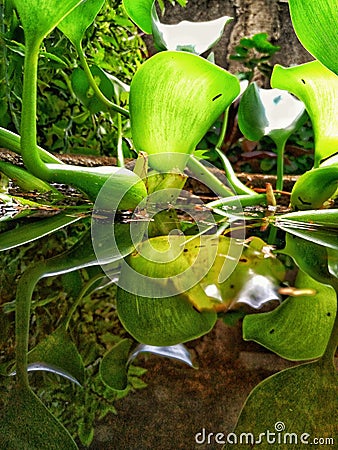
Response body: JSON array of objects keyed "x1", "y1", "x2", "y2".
[
  {"x1": 288, "y1": 0, "x2": 338, "y2": 75},
  {"x1": 27, "y1": 326, "x2": 85, "y2": 385},
  {"x1": 116, "y1": 286, "x2": 217, "y2": 346},
  {"x1": 71, "y1": 65, "x2": 115, "y2": 114},
  {"x1": 130, "y1": 51, "x2": 240, "y2": 171},
  {"x1": 99, "y1": 339, "x2": 133, "y2": 391},
  {"x1": 0, "y1": 161, "x2": 59, "y2": 195},
  {"x1": 13, "y1": 0, "x2": 83, "y2": 43},
  {"x1": 58, "y1": 0, "x2": 105, "y2": 47},
  {"x1": 271, "y1": 61, "x2": 338, "y2": 166},
  {"x1": 289, "y1": 165, "x2": 338, "y2": 210},
  {"x1": 225, "y1": 360, "x2": 337, "y2": 449},
  {"x1": 280, "y1": 234, "x2": 338, "y2": 288},
  {"x1": 275, "y1": 209, "x2": 338, "y2": 250},
  {"x1": 0, "y1": 386, "x2": 77, "y2": 449},
  {"x1": 243, "y1": 270, "x2": 336, "y2": 360},
  {"x1": 0, "y1": 212, "x2": 84, "y2": 251},
  {"x1": 122, "y1": 0, "x2": 154, "y2": 33},
  {"x1": 238, "y1": 82, "x2": 306, "y2": 145}
]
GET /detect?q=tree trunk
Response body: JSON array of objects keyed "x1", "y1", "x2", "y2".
[{"x1": 148, "y1": 0, "x2": 312, "y2": 84}]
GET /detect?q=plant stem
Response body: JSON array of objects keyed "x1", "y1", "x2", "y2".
[
  {"x1": 187, "y1": 155, "x2": 234, "y2": 198},
  {"x1": 0, "y1": 127, "x2": 62, "y2": 163},
  {"x1": 15, "y1": 262, "x2": 46, "y2": 388},
  {"x1": 215, "y1": 108, "x2": 257, "y2": 196},
  {"x1": 116, "y1": 110, "x2": 125, "y2": 167},
  {"x1": 275, "y1": 138, "x2": 287, "y2": 192},
  {"x1": 21, "y1": 39, "x2": 51, "y2": 179},
  {"x1": 76, "y1": 42, "x2": 129, "y2": 118}
]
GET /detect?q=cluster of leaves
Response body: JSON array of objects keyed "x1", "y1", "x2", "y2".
[{"x1": 0, "y1": 0, "x2": 147, "y2": 157}]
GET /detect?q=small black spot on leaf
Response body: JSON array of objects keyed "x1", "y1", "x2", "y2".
[
  {"x1": 212, "y1": 93, "x2": 222, "y2": 101},
  {"x1": 269, "y1": 329, "x2": 275, "y2": 334},
  {"x1": 301, "y1": 79, "x2": 306, "y2": 84},
  {"x1": 327, "y1": 312, "x2": 331, "y2": 317}
]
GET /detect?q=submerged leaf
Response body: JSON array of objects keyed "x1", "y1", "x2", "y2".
[
  {"x1": 26, "y1": 326, "x2": 85, "y2": 385},
  {"x1": 0, "y1": 212, "x2": 84, "y2": 251},
  {"x1": 0, "y1": 386, "x2": 77, "y2": 449},
  {"x1": 100, "y1": 339, "x2": 133, "y2": 391},
  {"x1": 226, "y1": 360, "x2": 337, "y2": 449},
  {"x1": 243, "y1": 270, "x2": 336, "y2": 360}
]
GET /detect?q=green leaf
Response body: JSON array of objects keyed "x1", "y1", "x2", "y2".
[
  {"x1": 27, "y1": 326, "x2": 85, "y2": 385},
  {"x1": 238, "y1": 82, "x2": 306, "y2": 146},
  {"x1": 13, "y1": 0, "x2": 84, "y2": 44},
  {"x1": 275, "y1": 209, "x2": 338, "y2": 250},
  {"x1": 280, "y1": 234, "x2": 337, "y2": 288},
  {"x1": 225, "y1": 360, "x2": 337, "y2": 449},
  {"x1": 288, "y1": 0, "x2": 338, "y2": 75},
  {"x1": 116, "y1": 286, "x2": 217, "y2": 346},
  {"x1": 71, "y1": 65, "x2": 115, "y2": 114},
  {"x1": 130, "y1": 51, "x2": 240, "y2": 171},
  {"x1": 243, "y1": 270, "x2": 336, "y2": 360},
  {"x1": 99, "y1": 338, "x2": 133, "y2": 391},
  {"x1": 289, "y1": 165, "x2": 338, "y2": 210},
  {"x1": 0, "y1": 386, "x2": 77, "y2": 449},
  {"x1": 58, "y1": 0, "x2": 105, "y2": 47},
  {"x1": 271, "y1": 61, "x2": 338, "y2": 166},
  {"x1": 122, "y1": 0, "x2": 154, "y2": 33},
  {"x1": 0, "y1": 212, "x2": 84, "y2": 251}
]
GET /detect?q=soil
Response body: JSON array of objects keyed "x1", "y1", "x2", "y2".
[{"x1": 82, "y1": 320, "x2": 298, "y2": 450}]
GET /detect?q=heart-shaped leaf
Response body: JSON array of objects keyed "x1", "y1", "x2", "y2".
[
  {"x1": 99, "y1": 339, "x2": 133, "y2": 391},
  {"x1": 130, "y1": 51, "x2": 240, "y2": 171},
  {"x1": 271, "y1": 61, "x2": 338, "y2": 166},
  {"x1": 288, "y1": 0, "x2": 338, "y2": 75},
  {"x1": 116, "y1": 286, "x2": 217, "y2": 346},
  {"x1": 0, "y1": 385, "x2": 77, "y2": 449},
  {"x1": 26, "y1": 326, "x2": 85, "y2": 385},
  {"x1": 243, "y1": 269, "x2": 336, "y2": 360},
  {"x1": 225, "y1": 360, "x2": 337, "y2": 449},
  {"x1": 58, "y1": 0, "x2": 105, "y2": 48},
  {"x1": 13, "y1": 0, "x2": 83, "y2": 44}
]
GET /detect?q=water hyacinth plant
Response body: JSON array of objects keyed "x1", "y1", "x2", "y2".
[{"x1": 0, "y1": 0, "x2": 337, "y2": 447}]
